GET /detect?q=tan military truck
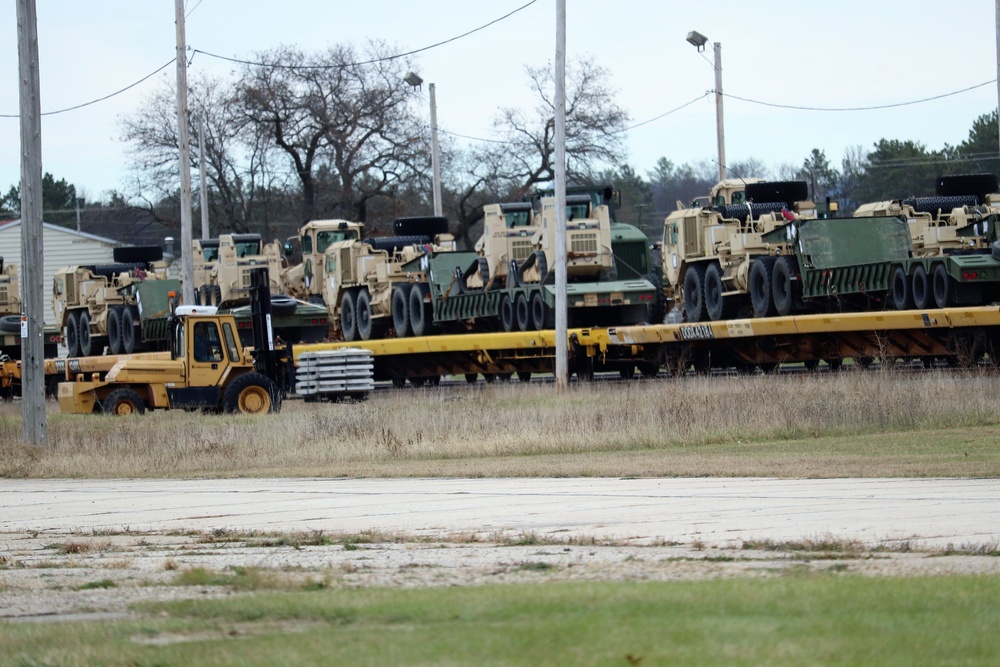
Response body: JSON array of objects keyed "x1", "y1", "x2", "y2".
[
  {"x1": 194, "y1": 234, "x2": 283, "y2": 307},
  {"x1": 661, "y1": 179, "x2": 816, "y2": 322},
  {"x1": 282, "y1": 220, "x2": 364, "y2": 304},
  {"x1": 52, "y1": 247, "x2": 177, "y2": 357}
]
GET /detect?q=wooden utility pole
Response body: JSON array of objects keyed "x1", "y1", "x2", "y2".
[
  {"x1": 554, "y1": 0, "x2": 568, "y2": 391},
  {"x1": 16, "y1": 0, "x2": 46, "y2": 445},
  {"x1": 175, "y1": 0, "x2": 195, "y2": 303},
  {"x1": 198, "y1": 116, "x2": 209, "y2": 239},
  {"x1": 995, "y1": 0, "x2": 1000, "y2": 161}
]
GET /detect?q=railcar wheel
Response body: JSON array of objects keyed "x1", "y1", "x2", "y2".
[
  {"x1": 465, "y1": 373, "x2": 479, "y2": 383},
  {"x1": 911, "y1": 265, "x2": 930, "y2": 310},
  {"x1": 222, "y1": 373, "x2": 276, "y2": 414},
  {"x1": 749, "y1": 257, "x2": 777, "y2": 318},
  {"x1": 101, "y1": 388, "x2": 146, "y2": 416},
  {"x1": 682, "y1": 264, "x2": 708, "y2": 323},
  {"x1": 517, "y1": 371, "x2": 531, "y2": 383}
]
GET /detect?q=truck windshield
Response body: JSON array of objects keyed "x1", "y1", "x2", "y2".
[
  {"x1": 316, "y1": 230, "x2": 357, "y2": 253},
  {"x1": 202, "y1": 247, "x2": 219, "y2": 261},
  {"x1": 234, "y1": 241, "x2": 261, "y2": 257}
]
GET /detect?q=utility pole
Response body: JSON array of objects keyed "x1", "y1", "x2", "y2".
[
  {"x1": 713, "y1": 41, "x2": 726, "y2": 182},
  {"x1": 198, "y1": 116, "x2": 209, "y2": 239},
  {"x1": 16, "y1": 0, "x2": 45, "y2": 446},
  {"x1": 429, "y1": 83, "x2": 443, "y2": 217},
  {"x1": 554, "y1": 0, "x2": 568, "y2": 391},
  {"x1": 175, "y1": 0, "x2": 195, "y2": 304}
]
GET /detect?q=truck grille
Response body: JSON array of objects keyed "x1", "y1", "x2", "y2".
[
  {"x1": 571, "y1": 233, "x2": 598, "y2": 254},
  {"x1": 511, "y1": 240, "x2": 533, "y2": 262}
]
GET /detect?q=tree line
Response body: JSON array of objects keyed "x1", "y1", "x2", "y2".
[{"x1": 2, "y1": 41, "x2": 997, "y2": 249}]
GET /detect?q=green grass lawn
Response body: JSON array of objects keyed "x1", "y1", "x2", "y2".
[{"x1": 3, "y1": 574, "x2": 999, "y2": 666}]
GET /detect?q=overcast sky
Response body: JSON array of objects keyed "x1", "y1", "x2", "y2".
[{"x1": 2, "y1": 0, "x2": 998, "y2": 202}]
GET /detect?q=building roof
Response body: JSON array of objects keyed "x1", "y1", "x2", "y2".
[{"x1": 0, "y1": 219, "x2": 123, "y2": 247}]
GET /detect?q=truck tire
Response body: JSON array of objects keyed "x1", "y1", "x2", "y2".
[
  {"x1": 530, "y1": 291, "x2": 552, "y2": 330},
  {"x1": 0, "y1": 315, "x2": 19, "y2": 334},
  {"x1": 341, "y1": 290, "x2": 359, "y2": 342},
  {"x1": 121, "y1": 305, "x2": 141, "y2": 354},
  {"x1": 704, "y1": 262, "x2": 735, "y2": 321},
  {"x1": 391, "y1": 285, "x2": 411, "y2": 337},
  {"x1": 771, "y1": 256, "x2": 798, "y2": 317},
  {"x1": 891, "y1": 266, "x2": 913, "y2": 310},
  {"x1": 101, "y1": 388, "x2": 146, "y2": 416},
  {"x1": 65, "y1": 311, "x2": 81, "y2": 358},
  {"x1": 78, "y1": 311, "x2": 96, "y2": 357},
  {"x1": 515, "y1": 293, "x2": 531, "y2": 332},
  {"x1": 932, "y1": 263, "x2": 953, "y2": 309},
  {"x1": 107, "y1": 307, "x2": 123, "y2": 355},
  {"x1": 222, "y1": 372, "x2": 277, "y2": 414},
  {"x1": 682, "y1": 264, "x2": 707, "y2": 323},
  {"x1": 911, "y1": 265, "x2": 930, "y2": 310},
  {"x1": 409, "y1": 284, "x2": 434, "y2": 337},
  {"x1": 356, "y1": 289, "x2": 378, "y2": 340},
  {"x1": 270, "y1": 295, "x2": 298, "y2": 317},
  {"x1": 500, "y1": 294, "x2": 515, "y2": 332},
  {"x1": 749, "y1": 258, "x2": 777, "y2": 318}
]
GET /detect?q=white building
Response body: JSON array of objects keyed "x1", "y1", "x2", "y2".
[{"x1": 0, "y1": 219, "x2": 120, "y2": 326}]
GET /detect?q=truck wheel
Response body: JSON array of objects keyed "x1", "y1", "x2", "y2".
[
  {"x1": 222, "y1": 372, "x2": 277, "y2": 414},
  {"x1": 530, "y1": 292, "x2": 551, "y2": 330},
  {"x1": 500, "y1": 294, "x2": 515, "y2": 332},
  {"x1": 391, "y1": 285, "x2": 412, "y2": 337},
  {"x1": 911, "y1": 265, "x2": 930, "y2": 309},
  {"x1": 78, "y1": 311, "x2": 96, "y2": 357},
  {"x1": 356, "y1": 289, "x2": 378, "y2": 340},
  {"x1": 932, "y1": 264, "x2": 953, "y2": 309},
  {"x1": 749, "y1": 258, "x2": 777, "y2": 318},
  {"x1": 682, "y1": 264, "x2": 707, "y2": 322},
  {"x1": 0, "y1": 315, "x2": 19, "y2": 333},
  {"x1": 891, "y1": 266, "x2": 912, "y2": 310},
  {"x1": 341, "y1": 290, "x2": 359, "y2": 341},
  {"x1": 771, "y1": 256, "x2": 798, "y2": 317},
  {"x1": 515, "y1": 293, "x2": 531, "y2": 332},
  {"x1": 409, "y1": 284, "x2": 434, "y2": 337},
  {"x1": 121, "y1": 305, "x2": 140, "y2": 354},
  {"x1": 704, "y1": 263, "x2": 735, "y2": 321},
  {"x1": 65, "y1": 311, "x2": 81, "y2": 358},
  {"x1": 270, "y1": 295, "x2": 298, "y2": 317},
  {"x1": 107, "y1": 308, "x2": 123, "y2": 355},
  {"x1": 101, "y1": 388, "x2": 146, "y2": 416}
]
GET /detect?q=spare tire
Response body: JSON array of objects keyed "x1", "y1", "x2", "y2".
[
  {"x1": 113, "y1": 245, "x2": 163, "y2": 265},
  {"x1": 270, "y1": 295, "x2": 298, "y2": 317},
  {"x1": 393, "y1": 216, "x2": 449, "y2": 237},
  {"x1": 365, "y1": 235, "x2": 432, "y2": 253},
  {"x1": 0, "y1": 314, "x2": 20, "y2": 334}
]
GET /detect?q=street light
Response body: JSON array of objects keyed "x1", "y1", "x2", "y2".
[
  {"x1": 687, "y1": 31, "x2": 726, "y2": 182},
  {"x1": 404, "y1": 71, "x2": 443, "y2": 217}
]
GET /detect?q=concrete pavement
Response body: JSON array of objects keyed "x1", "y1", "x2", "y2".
[{"x1": 2, "y1": 477, "x2": 998, "y2": 548}]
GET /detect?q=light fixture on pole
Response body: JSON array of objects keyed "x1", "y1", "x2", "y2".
[
  {"x1": 687, "y1": 30, "x2": 726, "y2": 182},
  {"x1": 404, "y1": 71, "x2": 443, "y2": 216}
]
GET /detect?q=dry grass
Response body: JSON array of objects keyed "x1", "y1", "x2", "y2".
[{"x1": 2, "y1": 369, "x2": 1000, "y2": 479}]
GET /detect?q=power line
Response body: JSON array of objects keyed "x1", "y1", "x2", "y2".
[
  {"x1": 723, "y1": 79, "x2": 996, "y2": 112},
  {"x1": 0, "y1": 58, "x2": 176, "y2": 118},
  {"x1": 624, "y1": 93, "x2": 711, "y2": 131},
  {"x1": 191, "y1": 0, "x2": 540, "y2": 70}
]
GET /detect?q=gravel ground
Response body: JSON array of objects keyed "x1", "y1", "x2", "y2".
[{"x1": 3, "y1": 530, "x2": 1000, "y2": 623}]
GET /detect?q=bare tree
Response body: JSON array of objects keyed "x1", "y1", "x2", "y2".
[
  {"x1": 448, "y1": 56, "x2": 630, "y2": 246},
  {"x1": 120, "y1": 73, "x2": 277, "y2": 235},
  {"x1": 239, "y1": 42, "x2": 427, "y2": 224}
]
